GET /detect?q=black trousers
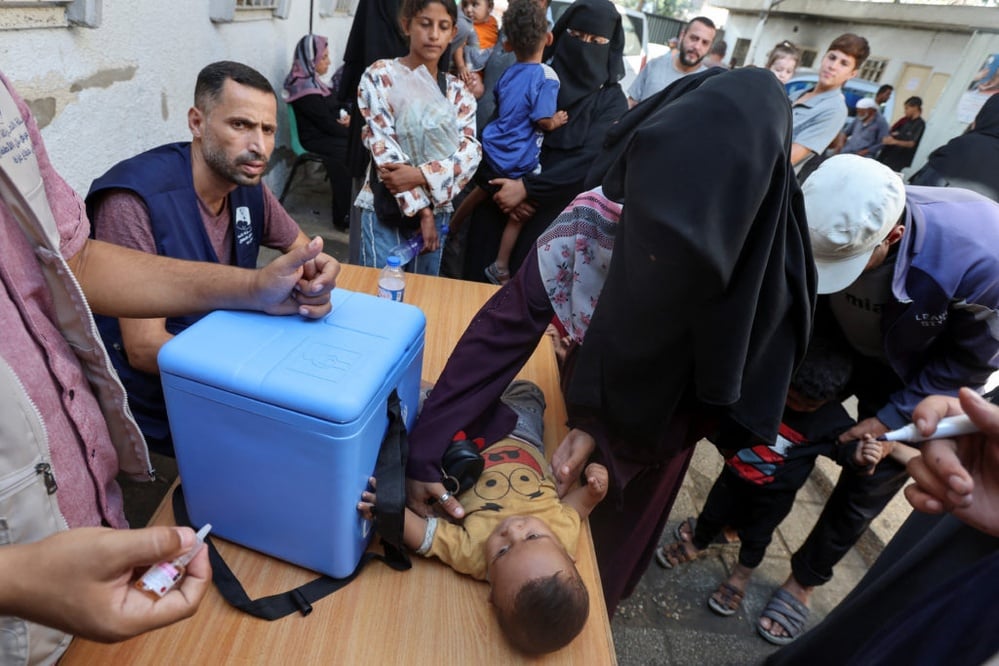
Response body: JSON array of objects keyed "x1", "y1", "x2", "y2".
[
  {"x1": 791, "y1": 355, "x2": 905, "y2": 587},
  {"x1": 791, "y1": 455, "x2": 908, "y2": 586},
  {"x1": 696, "y1": 467, "x2": 800, "y2": 569}
]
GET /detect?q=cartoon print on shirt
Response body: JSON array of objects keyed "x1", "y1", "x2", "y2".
[{"x1": 464, "y1": 443, "x2": 552, "y2": 516}]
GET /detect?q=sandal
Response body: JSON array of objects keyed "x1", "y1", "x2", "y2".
[
  {"x1": 654, "y1": 540, "x2": 706, "y2": 569},
  {"x1": 707, "y1": 581, "x2": 744, "y2": 617},
  {"x1": 673, "y1": 516, "x2": 740, "y2": 546},
  {"x1": 757, "y1": 588, "x2": 810, "y2": 646},
  {"x1": 484, "y1": 262, "x2": 510, "y2": 285}
]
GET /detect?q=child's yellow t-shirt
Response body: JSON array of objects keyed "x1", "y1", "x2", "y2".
[{"x1": 427, "y1": 437, "x2": 581, "y2": 579}]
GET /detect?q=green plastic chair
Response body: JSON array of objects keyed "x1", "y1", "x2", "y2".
[{"x1": 279, "y1": 105, "x2": 327, "y2": 204}]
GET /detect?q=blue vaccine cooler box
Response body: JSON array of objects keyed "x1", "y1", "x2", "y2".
[{"x1": 158, "y1": 288, "x2": 425, "y2": 578}]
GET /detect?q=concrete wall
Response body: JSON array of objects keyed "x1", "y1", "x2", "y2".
[{"x1": 0, "y1": 0, "x2": 354, "y2": 194}]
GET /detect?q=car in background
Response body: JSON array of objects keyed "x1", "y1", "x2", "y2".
[
  {"x1": 785, "y1": 70, "x2": 895, "y2": 121},
  {"x1": 550, "y1": 0, "x2": 650, "y2": 92}
]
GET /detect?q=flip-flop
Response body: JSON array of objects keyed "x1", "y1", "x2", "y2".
[
  {"x1": 673, "y1": 517, "x2": 739, "y2": 546},
  {"x1": 707, "y1": 581, "x2": 744, "y2": 617},
  {"x1": 757, "y1": 588, "x2": 810, "y2": 646},
  {"x1": 655, "y1": 540, "x2": 706, "y2": 569}
]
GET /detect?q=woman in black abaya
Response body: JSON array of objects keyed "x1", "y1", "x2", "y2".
[
  {"x1": 407, "y1": 66, "x2": 815, "y2": 614},
  {"x1": 461, "y1": 0, "x2": 629, "y2": 282}
]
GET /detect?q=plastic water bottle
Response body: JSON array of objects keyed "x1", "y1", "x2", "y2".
[
  {"x1": 377, "y1": 255, "x2": 406, "y2": 302},
  {"x1": 388, "y1": 224, "x2": 449, "y2": 265}
]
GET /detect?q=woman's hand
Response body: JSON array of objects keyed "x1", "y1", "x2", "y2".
[
  {"x1": 406, "y1": 479, "x2": 465, "y2": 520},
  {"x1": 552, "y1": 428, "x2": 597, "y2": 497},
  {"x1": 379, "y1": 163, "x2": 427, "y2": 195},
  {"x1": 488, "y1": 178, "x2": 528, "y2": 214}
]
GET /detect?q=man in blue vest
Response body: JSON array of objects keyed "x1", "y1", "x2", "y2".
[{"x1": 87, "y1": 61, "x2": 337, "y2": 455}]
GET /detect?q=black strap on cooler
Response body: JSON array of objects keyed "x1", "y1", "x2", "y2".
[{"x1": 171, "y1": 390, "x2": 412, "y2": 620}]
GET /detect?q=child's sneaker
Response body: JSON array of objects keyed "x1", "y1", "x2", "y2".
[{"x1": 484, "y1": 262, "x2": 510, "y2": 285}]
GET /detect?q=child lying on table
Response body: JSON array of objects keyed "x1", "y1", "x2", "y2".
[{"x1": 358, "y1": 380, "x2": 608, "y2": 655}]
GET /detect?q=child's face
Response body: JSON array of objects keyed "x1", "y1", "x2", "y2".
[
  {"x1": 463, "y1": 0, "x2": 491, "y2": 24},
  {"x1": 485, "y1": 516, "x2": 576, "y2": 606},
  {"x1": 769, "y1": 55, "x2": 796, "y2": 84},
  {"x1": 403, "y1": 2, "x2": 457, "y2": 66},
  {"x1": 818, "y1": 49, "x2": 858, "y2": 90}
]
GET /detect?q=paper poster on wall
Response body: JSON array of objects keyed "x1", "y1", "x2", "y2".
[{"x1": 957, "y1": 53, "x2": 999, "y2": 123}]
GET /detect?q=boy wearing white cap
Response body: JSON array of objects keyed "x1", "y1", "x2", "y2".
[
  {"x1": 834, "y1": 96, "x2": 889, "y2": 157},
  {"x1": 758, "y1": 154, "x2": 999, "y2": 646}
]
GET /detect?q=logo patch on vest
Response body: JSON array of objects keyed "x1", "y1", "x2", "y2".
[{"x1": 234, "y1": 206, "x2": 254, "y2": 246}]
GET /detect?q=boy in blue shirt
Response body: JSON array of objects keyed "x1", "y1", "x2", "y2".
[{"x1": 449, "y1": 0, "x2": 567, "y2": 284}]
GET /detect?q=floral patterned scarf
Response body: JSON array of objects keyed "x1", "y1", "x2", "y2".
[{"x1": 535, "y1": 186, "x2": 622, "y2": 344}]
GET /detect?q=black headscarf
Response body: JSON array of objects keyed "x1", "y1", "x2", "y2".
[
  {"x1": 339, "y1": 0, "x2": 409, "y2": 176},
  {"x1": 566, "y1": 66, "x2": 816, "y2": 456},
  {"x1": 914, "y1": 95, "x2": 999, "y2": 201},
  {"x1": 584, "y1": 67, "x2": 727, "y2": 192},
  {"x1": 545, "y1": 0, "x2": 625, "y2": 150}
]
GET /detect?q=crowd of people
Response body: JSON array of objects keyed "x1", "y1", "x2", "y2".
[{"x1": 3, "y1": 0, "x2": 999, "y2": 662}]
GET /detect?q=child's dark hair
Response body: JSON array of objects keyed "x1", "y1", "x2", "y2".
[
  {"x1": 400, "y1": 0, "x2": 458, "y2": 25},
  {"x1": 503, "y1": 0, "x2": 549, "y2": 60},
  {"x1": 827, "y1": 33, "x2": 870, "y2": 70},
  {"x1": 495, "y1": 572, "x2": 589, "y2": 654},
  {"x1": 789, "y1": 337, "x2": 853, "y2": 404}
]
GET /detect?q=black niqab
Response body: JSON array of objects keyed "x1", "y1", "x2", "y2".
[
  {"x1": 545, "y1": 0, "x2": 625, "y2": 149},
  {"x1": 339, "y1": 0, "x2": 409, "y2": 176}
]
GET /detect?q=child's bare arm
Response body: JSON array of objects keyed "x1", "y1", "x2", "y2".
[
  {"x1": 536, "y1": 110, "x2": 569, "y2": 132},
  {"x1": 560, "y1": 463, "x2": 608, "y2": 519},
  {"x1": 454, "y1": 46, "x2": 471, "y2": 83},
  {"x1": 358, "y1": 478, "x2": 428, "y2": 551},
  {"x1": 889, "y1": 442, "x2": 920, "y2": 466}
]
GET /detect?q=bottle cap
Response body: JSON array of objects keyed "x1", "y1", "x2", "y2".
[
  {"x1": 386, "y1": 255, "x2": 402, "y2": 267},
  {"x1": 175, "y1": 523, "x2": 212, "y2": 567},
  {"x1": 195, "y1": 524, "x2": 212, "y2": 542}
]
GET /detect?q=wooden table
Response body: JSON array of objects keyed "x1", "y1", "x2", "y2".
[{"x1": 63, "y1": 266, "x2": 615, "y2": 665}]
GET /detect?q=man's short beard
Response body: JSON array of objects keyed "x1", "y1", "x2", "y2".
[{"x1": 201, "y1": 134, "x2": 265, "y2": 187}]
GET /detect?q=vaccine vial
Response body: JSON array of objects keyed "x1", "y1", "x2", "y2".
[{"x1": 136, "y1": 524, "x2": 211, "y2": 598}]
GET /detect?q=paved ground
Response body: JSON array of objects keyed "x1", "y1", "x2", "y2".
[{"x1": 122, "y1": 167, "x2": 914, "y2": 665}]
